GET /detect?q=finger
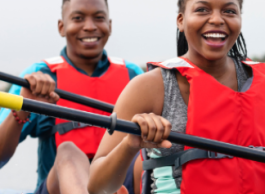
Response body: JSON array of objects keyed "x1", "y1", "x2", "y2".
[
  {"x1": 24, "y1": 74, "x2": 37, "y2": 92},
  {"x1": 45, "y1": 74, "x2": 56, "y2": 94},
  {"x1": 160, "y1": 117, "x2": 172, "y2": 140},
  {"x1": 48, "y1": 92, "x2": 60, "y2": 103},
  {"x1": 140, "y1": 141, "x2": 160, "y2": 149},
  {"x1": 141, "y1": 114, "x2": 157, "y2": 142},
  {"x1": 34, "y1": 72, "x2": 45, "y2": 95},
  {"x1": 158, "y1": 140, "x2": 172, "y2": 149},
  {"x1": 132, "y1": 114, "x2": 148, "y2": 140},
  {"x1": 40, "y1": 74, "x2": 52, "y2": 96},
  {"x1": 152, "y1": 115, "x2": 165, "y2": 143}
]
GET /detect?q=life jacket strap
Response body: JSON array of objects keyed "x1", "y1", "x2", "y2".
[
  {"x1": 49, "y1": 112, "x2": 117, "y2": 136},
  {"x1": 50, "y1": 122, "x2": 92, "y2": 136},
  {"x1": 142, "y1": 148, "x2": 233, "y2": 171},
  {"x1": 143, "y1": 145, "x2": 265, "y2": 171}
]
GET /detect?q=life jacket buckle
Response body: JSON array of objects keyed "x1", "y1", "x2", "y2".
[
  {"x1": 72, "y1": 122, "x2": 92, "y2": 129},
  {"x1": 208, "y1": 151, "x2": 233, "y2": 159}
]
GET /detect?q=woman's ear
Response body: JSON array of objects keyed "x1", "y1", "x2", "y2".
[
  {"x1": 177, "y1": 13, "x2": 184, "y2": 32},
  {"x1": 58, "y1": 19, "x2": 65, "y2": 37}
]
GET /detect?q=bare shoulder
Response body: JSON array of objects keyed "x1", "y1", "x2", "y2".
[
  {"x1": 114, "y1": 67, "x2": 164, "y2": 120},
  {"x1": 92, "y1": 68, "x2": 164, "y2": 160}
]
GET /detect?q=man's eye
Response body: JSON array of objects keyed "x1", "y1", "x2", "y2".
[
  {"x1": 73, "y1": 16, "x2": 82, "y2": 20},
  {"x1": 96, "y1": 16, "x2": 105, "y2": 20}
]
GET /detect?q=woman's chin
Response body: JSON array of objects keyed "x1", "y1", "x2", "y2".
[{"x1": 201, "y1": 51, "x2": 228, "y2": 61}]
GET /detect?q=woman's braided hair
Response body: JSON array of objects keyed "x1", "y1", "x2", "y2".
[{"x1": 177, "y1": 0, "x2": 247, "y2": 60}]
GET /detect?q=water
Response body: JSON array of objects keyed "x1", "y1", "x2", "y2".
[{"x1": 0, "y1": 137, "x2": 38, "y2": 193}]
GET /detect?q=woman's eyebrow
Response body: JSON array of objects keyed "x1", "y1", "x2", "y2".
[
  {"x1": 195, "y1": 1, "x2": 210, "y2": 5},
  {"x1": 224, "y1": 2, "x2": 238, "y2": 7}
]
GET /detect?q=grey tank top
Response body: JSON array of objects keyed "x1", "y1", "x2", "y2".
[{"x1": 147, "y1": 59, "x2": 250, "y2": 192}]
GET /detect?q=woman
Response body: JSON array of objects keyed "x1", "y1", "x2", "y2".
[{"x1": 88, "y1": 0, "x2": 265, "y2": 193}]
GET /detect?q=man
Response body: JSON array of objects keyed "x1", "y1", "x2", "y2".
[{"x1": 0, "y1": 0, "x2": 143, "y2": 193}]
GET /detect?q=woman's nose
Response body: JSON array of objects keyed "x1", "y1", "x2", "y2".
[{"x1": 208, "y1": 11, "x2": 225, "y2": 26}]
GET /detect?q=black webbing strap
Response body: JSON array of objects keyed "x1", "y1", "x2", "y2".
[
  {"x1": 47, "y1": 112, "x2": 117, "y2": 137},
  {"x1": 143, "y1": 148, "x2": 233, "y2": 171},
  {"x1": 50, "y1": 122, "x2": 92, "y2": 136},
  {"x1": 141, "y1": 149, "x2": 153, "y2": 194}
]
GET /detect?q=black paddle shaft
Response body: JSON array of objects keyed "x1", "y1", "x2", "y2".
[
  {"x1": 22, "y1": 98, "x2": 265, "y2": 163},
  {"x1": 0, "y1": 72, "x2": 114, "y2": 113}
]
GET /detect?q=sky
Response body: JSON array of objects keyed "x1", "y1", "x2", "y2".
[
  {"x1": 0, "y1": 0, "x2": 265, "y2": 190},
  {"x1": 0, "y1": 0, "x2": 264, "y2": 77}
]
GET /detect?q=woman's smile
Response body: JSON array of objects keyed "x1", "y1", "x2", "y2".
[
  {"x1": 202, "y1": 31, "x2": 229, "y2": 48},
  {"x1": 178, "y1": 0, "x2": 241, "y2": 61}
]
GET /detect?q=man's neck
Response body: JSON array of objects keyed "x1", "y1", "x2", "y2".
[{"x1": 66, "y1": 49, "x2": 102, "y2": 76}]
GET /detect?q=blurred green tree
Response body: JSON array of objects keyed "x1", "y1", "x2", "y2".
[{"x1": 252, "y1": 54, "x2": 265, "y2": 62}]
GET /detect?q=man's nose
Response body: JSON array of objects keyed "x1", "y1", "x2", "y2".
[{"x1": 83, "y1": 18, "x2": 97, "y2": 31}]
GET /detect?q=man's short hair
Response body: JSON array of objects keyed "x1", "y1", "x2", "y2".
[{"x1": 62, "y1": 0, "x2": 108, "y2": 8}]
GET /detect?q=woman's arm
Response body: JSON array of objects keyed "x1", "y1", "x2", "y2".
[{"x1": 88, "y1": 68, "x2": 172, "y2": 194}]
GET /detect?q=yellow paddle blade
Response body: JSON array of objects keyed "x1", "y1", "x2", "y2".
[{"x1": 0, "y1": 92, "x2": 23, "y2": 111}]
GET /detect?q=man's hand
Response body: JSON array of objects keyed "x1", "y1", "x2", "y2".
[{"x1": 20, "y1": 71, "x2": 59, "y2": 103}]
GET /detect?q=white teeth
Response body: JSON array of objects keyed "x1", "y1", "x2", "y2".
[
  {"x1": 203, "y1": 33, "x2": 226, "y2": 38},
  {"x1": 82, "y1": 38, "x2": 98, "y2": 43}
]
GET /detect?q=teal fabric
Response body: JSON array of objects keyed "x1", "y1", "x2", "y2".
[
  {"x1": 0, "y1": 47, "x2": 143, "y2": 190},
  {"x1": 150, "y1": 151, "x2": 180, "y2": 193},
  {"x1": 149, "y1": 149, "x2": 162, "y2": 159},
  {"x1": 60, "y1": 47, "x2": 144, "y2": 79}
]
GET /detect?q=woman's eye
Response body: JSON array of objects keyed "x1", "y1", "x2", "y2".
[{"x1": 224, "y1": 9, "x2": 236, "y2": 14}]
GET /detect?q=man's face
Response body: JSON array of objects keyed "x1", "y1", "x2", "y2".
[{"x1": 59, "y1": 0, "x2": 111, "y2": 59}]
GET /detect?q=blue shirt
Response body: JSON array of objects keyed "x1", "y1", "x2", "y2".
[{"x1": 0, "y1": 47, "x2": 144, "y2": 189}]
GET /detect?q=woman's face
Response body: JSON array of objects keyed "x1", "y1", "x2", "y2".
[{"x1": 177, "y1": 0, "x2": 242, "y2": 61}]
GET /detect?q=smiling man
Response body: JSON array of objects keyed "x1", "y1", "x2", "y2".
[{"x1": 0, "y1": 0, "x2": 143, "y2": 193}]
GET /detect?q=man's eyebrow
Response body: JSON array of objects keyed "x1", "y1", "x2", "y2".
[
  {"x1": 94, "y1": 10, "x2": 107, "y2": 15},
  {"x1": 70, "y1": 10, "x2": 107, "y2": 15},
  {"x1": 70, "y1": 11, "x2": 85, "y2": 15},
  {"x1": 195, "y1": 1, "x2": 238, "y2": 6}
]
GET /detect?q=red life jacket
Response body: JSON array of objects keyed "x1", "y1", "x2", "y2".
[
  {"x1": 44, "y1": 56, "x2": 130, "y2": 158},
  {"x1": 147, "y1": 57, "x2": 265, "y2": 194}
]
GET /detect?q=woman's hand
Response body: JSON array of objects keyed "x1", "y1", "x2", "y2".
[
  {"x1": 20, "y1": 71, "x2": 60, "y2": 103},
  {"x1": 126, "y1": 113, "x2": 172, "y2": 149}
]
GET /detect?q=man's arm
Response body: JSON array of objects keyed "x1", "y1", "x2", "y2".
[{"x1": 0, "y1": 62, "x2": 58, "y2": 167}]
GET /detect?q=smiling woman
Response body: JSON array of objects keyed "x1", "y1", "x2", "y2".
[{"x1": 87, "y1": 0, "x2": 265, "y2": 194}]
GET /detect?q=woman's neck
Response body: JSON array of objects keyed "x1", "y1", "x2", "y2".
[
  {"x1": 182, "y1": 50, "x2": 239, "y2": 91},
  {"x1": 183, "y1": 51, "x2": 234, "y2": 82}
]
